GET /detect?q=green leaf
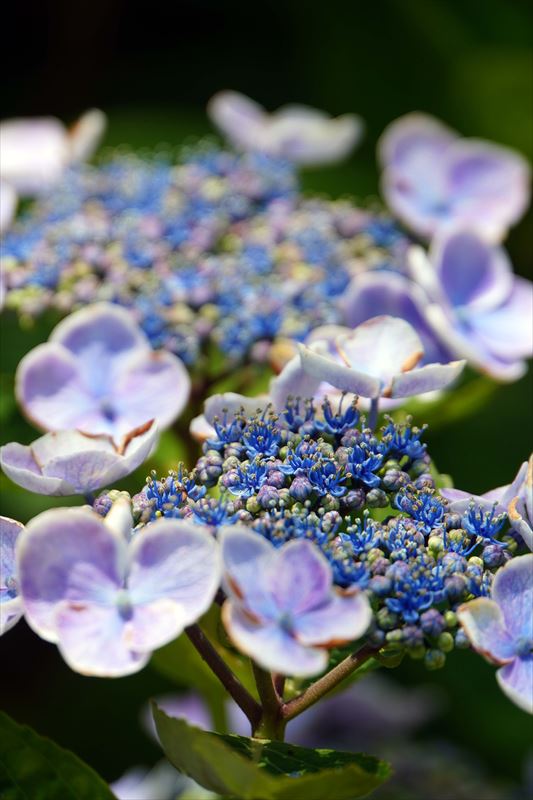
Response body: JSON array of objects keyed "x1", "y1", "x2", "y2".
[
  {"x1": 0, "y1": 711, "x2": 116, "y2": 800},
  {"x1": 153, "y1": 706, "x2": 391, "y2": 800}
]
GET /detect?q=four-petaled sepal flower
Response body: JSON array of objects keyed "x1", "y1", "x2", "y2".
[
  {"x1": 220, "y1": 525, "x2": 372, "y2": 677},
  {"x1": 0, "y1": 516, "x2": 25, "y2": 635},
  {"x1": 16, "y1": 303, "x2": 191, "y2": 442},
  {"x1": 0, "y1": 421, "x2": 157, "y2": 496},
  {"x1": 17, "y1": 499, "x2": 221, "y2": 676},
  {"x1": 458, "y1": 554, "x2": 533, "y2": 714}
]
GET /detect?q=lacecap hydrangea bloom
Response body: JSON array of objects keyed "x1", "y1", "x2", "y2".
[{"x1": 130, "y1": 394, "x2": 531, "y2": 681}]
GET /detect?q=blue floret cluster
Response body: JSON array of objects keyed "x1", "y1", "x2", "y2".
[
  {"x1": 127, "y1": 398, "x2": 518, "y2": 670},
  {"x1": 1, "y1": 146, "x2": 408, "y2": 366}
]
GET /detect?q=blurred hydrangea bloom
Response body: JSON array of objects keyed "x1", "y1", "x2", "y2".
[
  {"x1": 220, "y1": 527, "x2": 372, "y2": 676},
  {"x1": 0, "y1": 516, "x2": 25, "y2": 635},
  {"x1": 0, "y1": 421, "x2": 156, "y2": 496},
  {"x1": 378, "y1": 112, "x2": 530, "y2": 241},
  {"x1": 458, "y1": 555, "x2": 533, "y2": 713},
  {"x1": 0, "y1": 110, "x2": 106, "y2": 233},
  {"x1": 16, "y1": 303, "x2": 190, "y2": 441},
  {"x1": 409, "y1": 230, "x2": 533, "y2": 380},
  {"x1": 129, "y1": 396, "x2": 529, "y2": 673},
  {"x1": 111, "y1": 761, "x2": 185, "y2": 800},
  {"x1": 1, "y1": 146, "x2": 409, "y2": 367},
  {"x1": 15, "y1": 499, "x2": 221, "y2": 675},
  {"x1": 208, "y1": 90, "x2": 363, "y2": 165}
]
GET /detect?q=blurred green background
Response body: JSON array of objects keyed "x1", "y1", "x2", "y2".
[{"x1": 1, "y1": 0, "x2": 532, "y2": 794}]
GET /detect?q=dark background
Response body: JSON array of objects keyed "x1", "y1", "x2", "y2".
[{"x1": 1, "y1": 0, "x2": 532, "y2": 793}]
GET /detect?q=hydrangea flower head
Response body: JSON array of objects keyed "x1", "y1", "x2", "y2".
[
  {"x1": 298, "y1": 316, "x2": 465, "y2": 401},
  {"x1": 220, "y1": 526, "x2": 372, "y2": 676},
  {"x1": 379, "y1": 112, "x2": 530, "y2": 241},
  {"x1": 0, "y1": 421, "x2": 157, "y2": 496},
  {"x1": 0, "y1": 516, "x2": 25, "y2": 635},
  {"x1": 134, "y1": 396, "x2": 524, "y2": 673},
  {"x1": 458, "y1": 554, "x2": 533, "y2": 713},
  {"x1": 409, "y1": 231, "x2": 533, "y2": 380},
  {"x1": 208, "y1": 91, "x2": 363, "y2": 165},
  {"x1": 17, "y1": 499, "x2": 221, "y2": 675},
  {"x1": 16, "y1": 303, "x2": 190, "y2": 442}
]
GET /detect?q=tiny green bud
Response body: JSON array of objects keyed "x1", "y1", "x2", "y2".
[
  {"x1": 424, "y1": 649, "x2": 446, "y2": 670},
  {"x1": 438, "y1": 632, "x2": 454, "y2": 653},
  {"x1": 444, "y1": 610, "x2": 457, "y2": 629}
]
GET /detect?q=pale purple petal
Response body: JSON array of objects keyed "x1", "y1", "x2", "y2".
[
  {"x1": 0, "y1": 516, "x2": 25, "y2": 635},
  {"x1": 447, "y1": 139, "x2": 531, "y2": 242},
  {"x1": 128, "y1": 519, "x2": 221, "y2": 626},
  {"x1": 334, "y1": 316, "x2": 424, "y2": 393},
  {"x1": 110, "y1": 350, "x2": 190, "y2": 437},
  {"x1": 55, "y1": 602, "x2": 149, "y2": 677},
  {"x1": 16, "y1": 304, "x2": 189, "y2": 438},
  {"x1": 491, "y1": 555, "x2": 533, "y2": 642},
  {"x1": 457, "y1": 598, "x2": 516, "y2": 664},
  {"x1": 127, "y1": 599, "x2": 187, "y2": 652},
  {"x1": 50, "y1": 303, "x2": 148, "y2": 394},
  {"x1": 0, "y1": 117, "x2": 68, "y2": 194},
  {"x1": 207, "y1": 91, "x2": 266, "y2": 151},
  {"x1": 268, "y1": 540, "x2": 331, "y2": 615},
  {"x1": 189, "y1": 414, "x2": 215, "y2": 443},
  {"x1": 220, "y1": 526, "x2": 277, "y2": 620},
  {"x1": 294, "y1": 591, "x2": 372, "y2": 647},
  {"x1": 433, "y1": 230, "x2": 513, "y2": 313},
  {"x1": 111, "y1": 762, "x2": 181, "y2": 800},
  {"x1": 68, "y1": 109, "x2": 106, "y2": 163},
  {"x1": 1, "y1": 424, "x2": 156, "y2": 496},
  {"x1": 497, "y1": 657, "x2": 533, "y2": 715},
  {"x1": 222, "y1": 602, "x2": 328, "y2": 677},
  {"x1": 424, "y1": 303, "x2": 527, "y2": 382},
  {"x1": 508, "y1": 459, "x2": 533, "y2": 551},
  {"x1": 299, "y1": 343, "x2": 381, "y2": 398},
  {"x1": 204, "y1": 392, "x2": 270, "y2": 426},
  {"x1": 0, "y1": 180, "x2": 17, "y2": 234},
  {"x1": 341, "y1": 272, "x2": 450, "y2": 365},
  {"x1": 0, "y1": 441, "x2": 72, "y2": 495},
  {"x1": 269, "y1": 355, "x2": 322, "y2": 410},
  {"x1": 379, "y1": 113, "x2": 531, "y2": 241},
  {"x1": 18, "y1": 508, "x2": 125, "y2": 640},
  {"x1": 266, "y1": 109, "x2": 362, "y2": 165},
  {"x1": 378, "y1": 113, "x2": 456, "y2": 171},
  {"x1": 15, "y1": 343, "x2": 97, "y2": 432},
  {"x1": 440, "y1": 488, "x2": 503, "y2": 515},
  {"x1": 390, "y1": 359, "x2": 465, "y2": 398},
  {"x1": 468, "y1": 277, "x2": 533, "y2": 361}
]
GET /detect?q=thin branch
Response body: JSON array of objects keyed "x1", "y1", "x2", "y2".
[
  {"x1": 185, "y1": 624, "x2": 261, "y2": 727},
  {"x1": 282, "y1": 644, "x2": 377, "y2": 721},
  {"x1": 252, "y1": 663, "x2": 281, "y2": 711},
  {"x1": 251, "y1": 662, "x2": 286, "y2": 740}
]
